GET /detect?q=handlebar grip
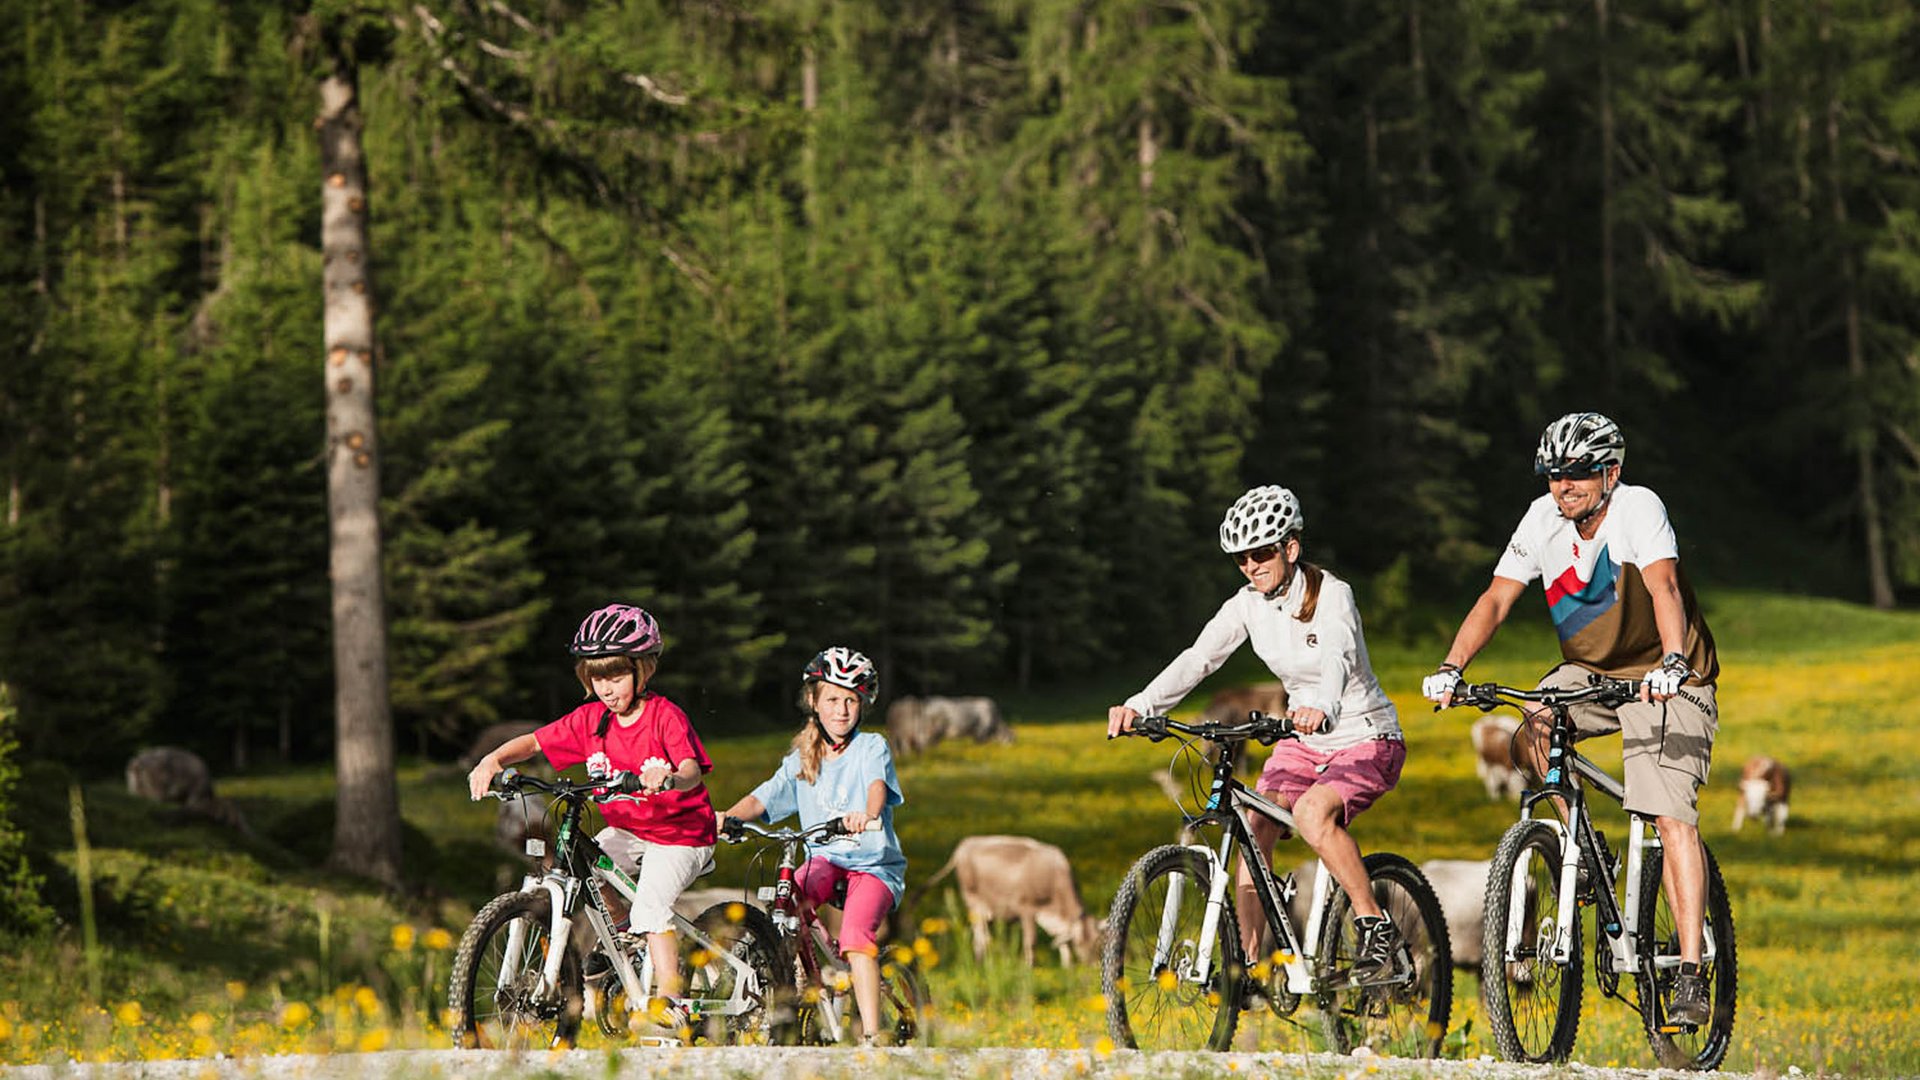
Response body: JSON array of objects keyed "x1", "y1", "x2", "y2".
[
  {"x1": 1249, "y1": 711, "x2": 1295, "y2": 744},
  {"x1": 492, "y1": 767, "x2": 521, "y2": 793},
  {"x1": 1134, "y1": 715, "x2": 1171, "y2": 741}
]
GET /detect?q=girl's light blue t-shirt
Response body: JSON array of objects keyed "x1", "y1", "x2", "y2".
[{"x1": 749, "y1": 730, "x2": 907, "y2": 899}]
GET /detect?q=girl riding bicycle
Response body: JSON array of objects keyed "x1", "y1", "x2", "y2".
[
  {"x1": 715, "y1": 647, "x2": 906, "y2": 1047},
  {"x1": 1107, "y1": 485, "x2": 1407, "y2": 993},
  {"x1": 466, "y1": 603, "x2": 716, "y2": 1026}
]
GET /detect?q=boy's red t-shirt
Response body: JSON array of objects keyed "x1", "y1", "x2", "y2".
[{"x1": 534, "y1": 693, "x2": 716, "y2": 846}]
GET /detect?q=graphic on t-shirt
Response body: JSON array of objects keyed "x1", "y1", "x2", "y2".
[{"x1": 1545, "y1": 542, "x2": 1618, "y2": 642}]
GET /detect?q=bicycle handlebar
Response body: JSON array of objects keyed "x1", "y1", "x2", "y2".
[
  {"x1": 1121, "y1": 710, "x2": 1296, "y2": 745},
  {"x1": 488, "y1": 767, "x2": 647, "y2": 802},
  {"x1": 1454, "y1": 674, "x2": 1643, "y2": 712},
  {"x1": 717, "y1": 816, "x2": 883, "y2": 845}
]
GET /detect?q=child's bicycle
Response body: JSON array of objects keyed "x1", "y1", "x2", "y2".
[
  {"x1": 1104, "y1": 711, "x2": 1452, "y2": 1056},
  {"x1": 1446, "y1": 675, "x2": 1737, "y2": 1070},
  {"x1": 448, "y1": 768, "x2": 787, "y2": 1049},
  {"x1": 717, "y1": 816, "x2": 930, "y2": 1046}
]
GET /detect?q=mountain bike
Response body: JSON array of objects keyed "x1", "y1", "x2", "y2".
[
  {"x1": 1447, "y1": 675, "x2": 1737, "y2": 1070},
  {"x1": 448, "y1": 768, "x2": 786, "y2": 1049},
  {"x1": 1103, "y1": 711, "x2": 1451, "y2": 1056},
  {"x1": 716, "y1": 816, "x2": 929, "y2": 1046}
]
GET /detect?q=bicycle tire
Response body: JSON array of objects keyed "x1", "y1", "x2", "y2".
[
  {"x1": 1102, "y1": 843, "x2": 1242, "y2": 1051},
  {"x1": 689, "y1": 901, "x2": 793, "y2": 1045},
  {"x1": 1481, "y1": 819, "x2": 1583, "y2": 1062},
  {"x1": 1314, "y1": 852, "x2": 1453, "y2": 1057},
  {"x1": 1636, "y1": 840, "x2": 1737, "y2": 1070},
  {"x1": 448, "y1": 890, "x2": 584, "y2": 1050},
  {"x1": 878, "y1": 948, "x2": 931, "y2": 1046}
]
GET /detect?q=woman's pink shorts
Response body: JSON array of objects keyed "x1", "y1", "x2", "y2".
[
  {"x1": 1256, "y1": 737, "x2": 1406, "y2": 824},
  {"x1": 793, "y1": 857, "x2": 896, "y2": 957}
]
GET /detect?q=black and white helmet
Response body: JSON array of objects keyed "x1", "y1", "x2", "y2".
[
  {"x1": 1218, "y1": 485, "x2": 1304, "y2": 553},
  {"x1": 802, "y1": 646, "x2": 880, "y2": 707},
  {"x1": 1534, "y1": 412, "x2": 1626, "y2": 476}
]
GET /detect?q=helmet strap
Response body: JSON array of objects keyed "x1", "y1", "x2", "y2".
[
  {"x1": 1570, "y1": 467, "x2": 1619, "y2": 528},
  {"x1": 813, "y1": 714, "x2": 856, "y2": 753}
]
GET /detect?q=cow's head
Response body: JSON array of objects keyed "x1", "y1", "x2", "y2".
[
  {"x1": 1068, "y1": 915, "x2": 1108, "y2": 965},
  {"x1": 1738, "y1": 777, "x2": 1773, "y2": 817}
]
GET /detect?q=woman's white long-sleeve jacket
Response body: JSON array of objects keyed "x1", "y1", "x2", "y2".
[{"x1": 1122, "y1": 569, "x2": 1401, "y2": 753}]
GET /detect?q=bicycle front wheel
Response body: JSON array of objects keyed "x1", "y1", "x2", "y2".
[
  {"x1": 1636, "y1": 840, "x2": 1737, "y2": 1070},
  {"x1": 448, "y1": 890, "x2": 583, "y2": 1050},
  {"x1": 1313, "y1": 852, "x2": 1453, "y2": 1057},
  {"x1": 1102, "y1": 844, "x2": 1241, "y2": 1051},
  {"x1": 689, "y1": 901, "x2": 793, "y2": 1045},
  {"x1": 1481, "y1": 819, "x2": 1582, "y2": 1063}
]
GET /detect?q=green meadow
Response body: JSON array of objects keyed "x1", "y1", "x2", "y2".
[{"x1": 2, "y1": 590, "x2": 1916, "y2": 1075}]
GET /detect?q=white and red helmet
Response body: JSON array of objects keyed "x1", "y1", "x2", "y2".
[
  {"x1": 569, "y1": 603, "x2": 663, "y2": 658},
  {"x1": 801, "y1": 646, "x2": 879, "y2": 706},
  {"x1": 1218, "y1": 485, "x2": 1304, "y2": 554}
]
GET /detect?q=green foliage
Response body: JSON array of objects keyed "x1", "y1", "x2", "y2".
[
  {"x1": 0, "y1": 684, "x2": 52, "y2": 937},
  {"x1": 1, "y1": 0, "x2": 1918, "y2": 778}
]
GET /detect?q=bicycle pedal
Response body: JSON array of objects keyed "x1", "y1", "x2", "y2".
[{"x1": 632, "y1": 1035, "x2": 684, "y2": 1048}]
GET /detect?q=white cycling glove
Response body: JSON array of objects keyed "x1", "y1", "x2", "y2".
[
  {"x1": 1645, "y1": 652, "x2": 1691, "y2": 697},
  {"x1": 1421, "y1": 664, "x2": 1463, "y2": 703}
]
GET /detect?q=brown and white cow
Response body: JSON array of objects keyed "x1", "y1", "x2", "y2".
[
  {"x1": 1471, "y1": 714, "x2": 1527, "y2": 802},
  {"x1": 1731, "y1": 755, "x2": 1791, "y2": 835},
  {"x1": 920, "y1": 835, "x2": 1103, "y2": 966},
  {"x1": 1420, "y1": 858, "x2": 1539, "y2": 979}
]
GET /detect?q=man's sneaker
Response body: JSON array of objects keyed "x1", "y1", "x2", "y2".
[
  {"x1": 1350, "y1": 916, "x2": 1403, "y2": 983},
  {"x1": 1668, "y1": 962, "x2": 1711, "y2": 1026}
]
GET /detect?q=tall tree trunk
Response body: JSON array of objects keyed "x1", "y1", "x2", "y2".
[
  {"x1": 1819, "y1": 14, "x2": 1895, "y2": 608},
  {"x1": 318, "y1": 52, "x2": 403, "y2": 888},
  {"x1": 1596, "y1": 0, "x2": 1618, "y2": 388}
]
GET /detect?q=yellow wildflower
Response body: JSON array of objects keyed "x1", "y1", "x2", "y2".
[
  {"x1": 280, "y1": 1002, "x2": 312, "y2": 1029},
  {"x1": 114, "y1": 1001, "x2": 143, "y2": 1027},
  {"x1": 390, "y1": 924, "x2": 416, "y2": 952},
  {"x1": 423, "y1": 927, "x2": 454, "y2": 950}
]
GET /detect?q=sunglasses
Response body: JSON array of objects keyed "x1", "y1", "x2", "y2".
[
  {"x1": 1540, "y1": 464, "x2": 1604, "y2": 482},
  {"x1": 1233, "y1": 544, "x2": 1282, "y2": 566}
]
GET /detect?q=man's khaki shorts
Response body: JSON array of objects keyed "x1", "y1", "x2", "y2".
[{"x1": 1536, "y1": 663, "x2": 1718, "y2": 827}]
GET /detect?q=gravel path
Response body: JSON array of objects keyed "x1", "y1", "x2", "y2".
[{"x1": 4, "y1": 1047, "x2": 1764, "y2": 1080}]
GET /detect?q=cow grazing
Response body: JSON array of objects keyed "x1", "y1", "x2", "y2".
[
  {"x1": 1472, "y1": 714, "x2": 1527, "y2": 801},
  {"x1": 673, "y1": 886, "x2": 764, "y2": 921},
  {"x1": 919, "y1": 835, "x2": 1102, "y2": 966},
  {"x1": 1200, "y1": 682, "x2": 1289, "y2": 774},
  {"x1": 125, "y1": 746, "x2": 251, "y2": 835},
  {"x1": 1420, "y1": 859, "x2": 1494, "y2": 969},
  {"x1": 1732, "y1": 755, "x2": 1791, "y2": 835},
  {"x1": 886, "y1": 696, "x2": 1013, "y2": 758},
  {"x1": 460, "y1": 720, "x2": 544, "y2": 770}
]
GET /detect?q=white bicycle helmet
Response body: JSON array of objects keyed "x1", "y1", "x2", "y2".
[
  {"x1": 802, "y1": 646, "x2": 880, "y2": 706},
  {"x1": 1218, "y1": 485, "x2": 1304, "y2": 553},
  {"x1": 1534, "y1": 412, "x2": 1626, "y2": 476}
]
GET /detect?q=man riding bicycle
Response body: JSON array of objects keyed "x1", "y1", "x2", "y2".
[{"x1": 1421, "y1": 411, "x2": 1720, "y2": 1026}]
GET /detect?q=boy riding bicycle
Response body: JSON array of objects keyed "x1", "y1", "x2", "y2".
[{"x1": 1421, "y1": 411, "x2": 1720, "y2": 1025}]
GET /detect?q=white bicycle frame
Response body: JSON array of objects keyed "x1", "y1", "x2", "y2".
[
  {"x1": 494, "y1": 856, "x2": 763, "y2": 1028},
  {"x1": 1502, "y1": 748, "x2": 1721, "y2": 976},
  {"x1": 1153, "y1": 785, "x2": 1338, "y2": 997}
]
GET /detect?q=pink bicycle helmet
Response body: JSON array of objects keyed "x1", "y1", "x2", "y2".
[{"x1": 569, "y1": 603, "x2": 663, "y2": 658}]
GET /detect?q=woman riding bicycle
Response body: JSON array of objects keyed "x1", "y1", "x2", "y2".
[
  {"x1": 715, "y1": 647, "x2": 906, "y2": 1047},
  {"x1": 1106, "y1": 484, "x2": 1407, "y2": 993},
  {"x1": 1420, "y1": 411, "x2": 1720, "y2": 1026}
]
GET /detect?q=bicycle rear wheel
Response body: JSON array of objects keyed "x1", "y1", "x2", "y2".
[
  {"x1": 1481, "y1": 819, "x2": 1582, "y2": 1063},
  {"x1": 1314, "y1": 852, "x2": 1453, "y2": 1057},
  {"x1": 689, "y1": 902, "x2": 793, "y2": 1045},
  {"x1": 878, "y1": 948, "x2": 931, "y2": 1046},
  {"x1": 448, "y1": 890, "x2": 584, "y2": 1050},
  {"x1": 1102, "y1": 844, "x2": 1242, "y2": 1051},
  {"x1": 1637, "y1": 841, "x2": 1737, "y2": 1070}
]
